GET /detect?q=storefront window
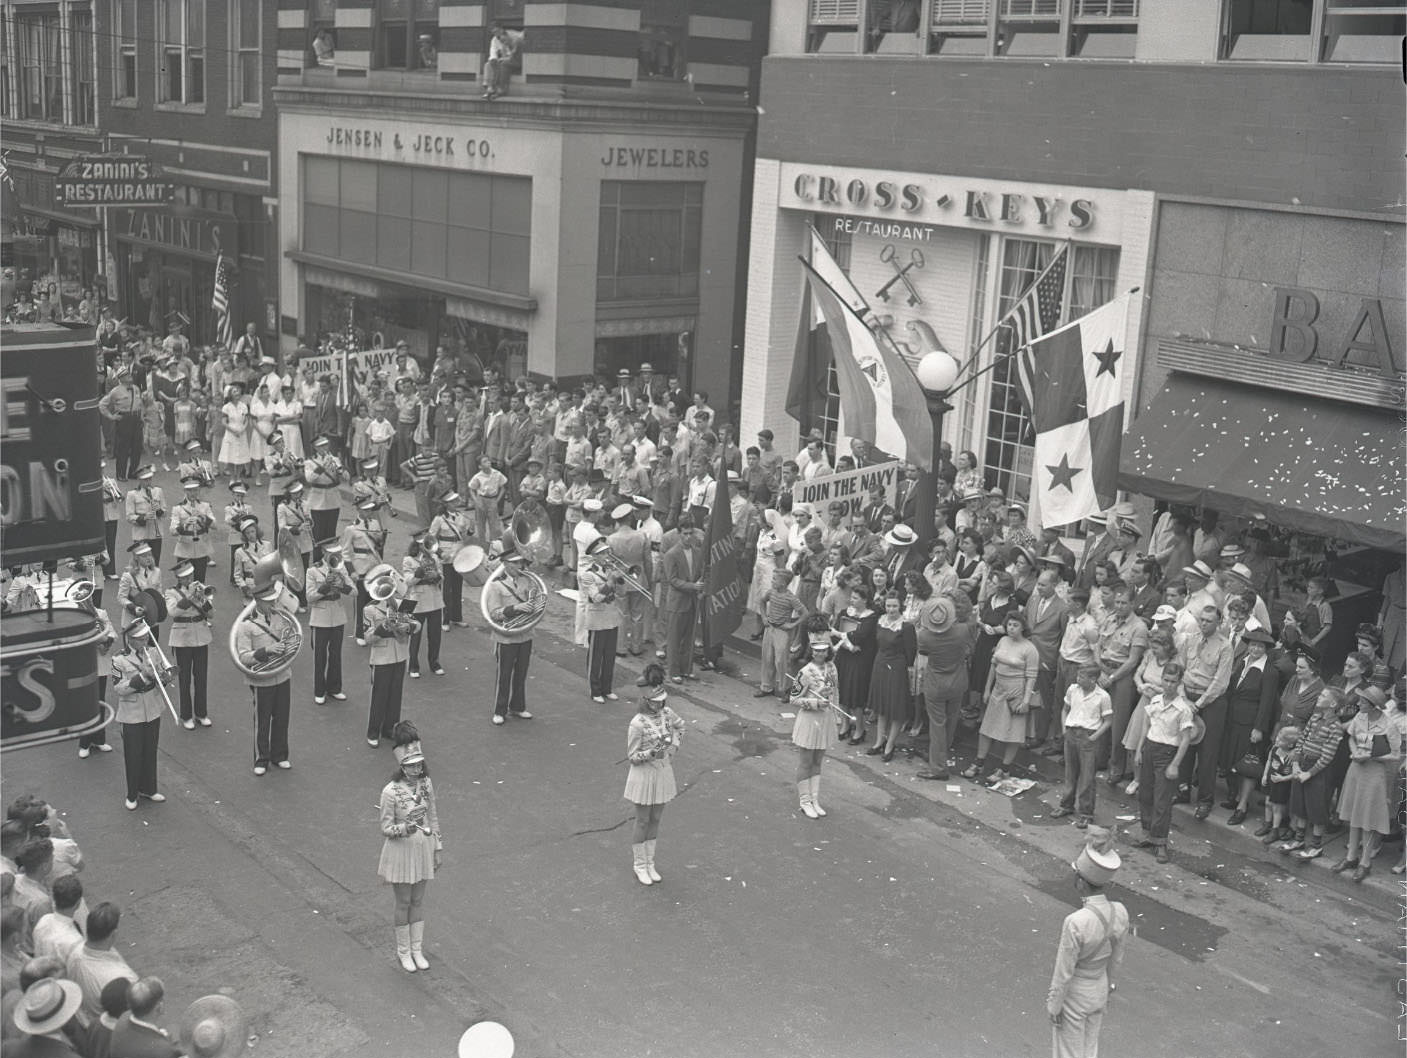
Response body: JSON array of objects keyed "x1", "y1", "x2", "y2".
[
  {"x1": 594, "y1": 333, "x2": 684, "y2": 383},
  {"x1": 982, "y1": 239, "x2": 1119, "y2": 506},
  {"x1": 597, "y1": 182, "x2": 703, "y2": 301},
  {"x1": 303, "y1": 158, "x2": 531, "y2": 294}
]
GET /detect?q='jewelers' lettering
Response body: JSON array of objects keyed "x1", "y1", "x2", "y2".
[{"x1": 601, "y1": 146, "x2": 709, "y2": 169}]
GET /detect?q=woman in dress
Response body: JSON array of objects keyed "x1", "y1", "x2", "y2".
[
  {"x1": 1275, "y1": 649, "x2": 1326, "y2": 736},
  {"x1": 962, "y1": 612, "x2": 1040, "y2": 785},
  {"x1": 274, "y1": 382, "x2": 305, "y2": 460},
  {"x1": 1221, "y1": 628, "x2": 1281, "y2": 825},
  {"x1": 866, "y1": 590, "x2": 918, "y2": 763},
  {"x1": 792, "y1": 631, "x2": 839, "y2": 819},
  {"x1": 1087, "y1": 561, "x2": 1116, "y2": 624},
  {"x1": 818, "y1": 567, "x2": 856, "y2": 628},
  {"x1": 953, "y1": 450, "x2": 983, "y2": 499},
  {"x1": 248, "y1": 380, "x2": 278, "y2": 478},
  {"x1": 218, "y1": 383, "x2": 251, "y2": 478},
  {"x1": 1007, "y1": 546, "x2": 1038, "y2": 605},
  {"x1": 1333, "y1": 686, "x2": 1401, "y2": 881},
  {"x1": 378, "y1": 722, "x2": 442, "y2": 972},
  {"x1": 969, "y1": 570, "x2": 1021, "y2": 725},
  {"x1": 624, "y1": 665, "x2": 685, "y2": 885},
  {"x1": 818, "y1": 543, "x2": 851, "y2": 607},
  {"x1": 953, "y1": 529, "x2": 986, "y2": 605},
  {"x1": 833, "y1": 583, "x2": 878, "y2": 745},
  {"x1": 902, "y1": 572, "x2": 934, "y2": 739}
]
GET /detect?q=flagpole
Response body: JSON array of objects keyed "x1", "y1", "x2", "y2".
[{"x1": 949, "y1": 239, "x2": 1072, "y2": 387}]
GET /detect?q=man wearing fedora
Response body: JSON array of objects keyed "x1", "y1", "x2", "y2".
[
  {"x1": 8, "y1": 977, "x2": 85, "y2": 1055},
  {"x1": 1046, "y1": 828, "x2": 1129, "y2": 1058},
  {"x1": 1074, "y1": 513, "x2": 1116, "y2": 591},
  {"x1": 916, "y1": 593, "x2": 974, "y2": 781},
  {"x1": 881, "y1": 524, "x2": 923, "y2": 586}
]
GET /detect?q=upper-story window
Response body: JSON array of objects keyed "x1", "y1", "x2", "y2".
[
  {"x1": 867, "y1": 0, "x2": 922, "y2": 53},
  {"x1": 15, "y1": 12, "x2": 62, "y2": 122},
  {"x1": 231, "y1": 0, "x2": 261, "y2": 106},
  {"x1": 639, "y1": 0, "x2": 688, "y2": 79},
  {"x1": 310, "y1": 0, "x2": 338, "y2": 67},
  {"x1": 376, "y1": 0, "x2": 439, "y2": 71},
  {"x1": 114, "y1": 0, "x2": 138, "y2": 100},
  {"x1": 1222, "y1": 0, "x2": 1403, "y2": 63},
  {"x1": 71, "y1": 9, "x2": 96, "y2": 125},
  {"x1": 597, "y1": 182, "x2": 703, "y2": 301},
  {"x1": 806, "y1": 0, "x2": 860, "y2": 52},
  {"x1": 159, "y1": 0, "x2": 206, "y2": 105}
]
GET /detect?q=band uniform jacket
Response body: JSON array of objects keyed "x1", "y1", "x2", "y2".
[
  {"x1": 125, "y1": 486, "x2": 166, "y2": 541},
  {"x1": 225, "y1": 501, "x2": 253, "y2": 546},
  {"x1": 429, "y1": 512, "x2": 471, "y2": 555},
  {"x1": 580, "y1": 566, "x2": 622, "y2": 631},
  {"x1": 607, "y1": 526, "x2": 652, "y2": 587},
  {"x1": 401, "y1": 555, "x2": 445, "y2": 613},
  {"x1": 277, "y1": 500, "x2": 312, "y2": 552},
  {"x1": 266, "y1": 452, "x2": 296, "y2": 504},
  {"x1": 117, "y1": 566, "x2": 163, "y2": 618},
  {"x1": 482, "y1": 572, "x2": 536, "y2": 644},
  {"x1": 661, "y1": 543, "x2": 703, "y2": 616},
  {"x1": 170, "y1": 499, "x2": 216, "y2": 560},
  {"x1": 177, "y1": 457, "x2": 216, "y2": 487},
  {"x1": 164, "y1": 584, "x2": 214, "y2": 648},
  {"x1": 111, "y1": 651, "x2": 166, "y2": 724},
  {"x1": 380, "y1": 776, "x2": 443, "y2": 848},
  {"x1": 102, "y1": 477, "x2": 124, "y2": 524},
  {"x1": 233, "y1": 540, "x2": 274, "y2": 596},
  {"x1": 1046, "y1": 894, "x2": 1129, "y2": 1019},
  {"x1": 339, "y1": 520, "x2": 382, "y2": 578},
  {"x1": 304, "y1": 562, "x2": 351, "y2": 628},
  {"x1": 303, "y1": 456, "x2": 343, "y2": 511},
  {"x1": 232, "y1": 593, "x2": 297, "y2": 687},
  {"x1": 366, "y1": 599, "x2": 413, "y2": 665}
]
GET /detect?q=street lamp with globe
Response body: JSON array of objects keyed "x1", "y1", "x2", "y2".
[{"x1": 912, "y1": 349, "x2": 961, "y2": 551}]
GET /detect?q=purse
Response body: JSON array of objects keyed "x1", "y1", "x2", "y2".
[
  {"x1": 1233, "y1": 749, "x2": 1265, "y2": 780},
  {"x1": 1370, "y1": 733, "x2": 1392, "y2": 758}
]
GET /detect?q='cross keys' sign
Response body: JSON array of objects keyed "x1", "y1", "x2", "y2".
[{"x1": 54, "y1": 155, "x2": 174, "y2": 207}]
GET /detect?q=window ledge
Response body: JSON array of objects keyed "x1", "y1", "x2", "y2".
[
  {"x1": 154, "y1": 102, "x2": 208, "y2": 114},
  {"x1": 226, "y1": 107, "x2": 264, "y2": 119},
  {"x1": 111, "y1": 98, "x2": 139, "y2": 108}
]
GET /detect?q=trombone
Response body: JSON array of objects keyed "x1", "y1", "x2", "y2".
[
  {"x1": 595, "y1": 549, "x2": 652, "y2": 602},
  {"x1": 141, "y1": 641, "x2": 182, "y2": 725}
]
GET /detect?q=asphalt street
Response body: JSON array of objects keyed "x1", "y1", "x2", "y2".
[{"x1": 6, "y1": 478, "x2": 1400, "y2": 1058}]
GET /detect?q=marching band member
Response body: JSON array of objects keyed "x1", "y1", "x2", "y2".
[
  {"x1": 176, "y1": 438, "x2": 217, "y2": 488},
  {"x1": 277, "y1": 480, "x2": 313, "y2": 611},
  {"x1": 265, "y1": 431, "x2": 297, "y2": 542},
  {"x1": 117, "y1": 542, "x2": 163, "y2": 625},
  {"x1": 378, "y1": 724, "x2": 442, "y2": 973},
  {"x1": 624, "y1": 666, "x2": 684, "y2": 886},
  {"x1": 402, "y1": 535, "x2": 445, "y2": 679},
  {"x1": 305, "y1": 540, "x2": 352, "y2": 704},
  {"x1": 580, "y1": 538, "x2": 623, "y2": 703},
  {"x1": 101, "y1": 460, "x2": 123, "y2": 580},
  {"x1": 356, "y1": 457, "x2": 397, "y2": 530},
  {"x1": 607, "y1": 502, "x2": 652, "y2": 658},
  {"x1": 111, "y1": 619, "x2": 172, "y2": 810},
  {"x1": 428, "y1": 492, "x2": 473, "y2": 627},
  {"x1": 365, "y1": 577, "x2": 414, "y2": 746},
  {"x1": 305, "y1": 435, "x2": 345, "y2": 562},
  {"x1": 635, "y1": 494, "x2": 664, "y2": 648},
  {"x1": 170, "y1": 477, "x2": 216, "y2": 583},
  {"x1": 572, "y1": 497, "x2": 605, "y2": 644},
  {"x1": 125, "y1": 465, "x2": 167, "y2": 564},
  {"x1": 233, "y1": 581, "x2": 297, "y2": 775},
  {"x1": 78, "y1": 604, "x2": 117, "y2": 758},
  {"x1": 223, "y1": 481, "x2": 253, "y2": 585},
  {"x1": 483, "y1": 541, "x2": 536, "y2": 726},
  {"x1": 164, "y1": 560, "x2": 213, "y2": 729},
  {"x1": 792, "y1": 629, "x2": 841, "y2": 820},
  {"x1": 232, "y1": 515, "x2": 273, "y2": 599},
  {"x1": 341, "y1": 498, "x2": 384, "y2": 645}
]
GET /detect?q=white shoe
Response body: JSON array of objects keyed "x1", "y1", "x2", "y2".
[
  {"x1": 800, "y1": 801, "x2": 820, "y2": 819},
  {"x1": 78, "y1": 746, "x2": 90, "y2": 759},
  {"x1": 355, "y1": 637, "x2": 367, "y2": 646},
  {"x1": 314, "y1": 696, "x2": 326, "y2": 704},
  {"x1": 409, "y1": 921, "x2": 430, "y2": 971},
  {"x1": 125, "y1": 798, "x2": 138, "y2": 810},
  {"x1": 197, "y1": 718, "x2": 212, "y2": 727},
  {"x1": 514, "y1": 710, "x2": 533, "y2": 719},
  {"x1": 491, "y1": 715, "x2": 505, "y2": 726},
  {"x1": 410, "y1": 670, "x2": 422, "y2": 679},
  {"x1": 644, "y1": 839, "x2": 662, "y2": 882},
  {"x1": 276, "y1": 760, "x2": 291, "y2": 770},
  {"x1": 592, "y1": 695, "x2": 605, "y2": 704},
  {"x1": 605, "y1": 693, "x2": 619, "y2": 701},
  {"x1": 142, "y1": 792, "x2": 166, "y2": 802},
  {"x1": 182, "y1": 719, "x2": 196, "y2": 730},
  {"x1": 632, "y1": 843, "x2": 653, "y2": 885},
  {"x1": 367, "y1": 738, "x2": 380, "y2": 747},
  {"x1": 253, "y1": 765, "x2": 267, "y2": 776},
  {"x1": 331, "y1": 692, "x2": 347, "y2": 701},
  {"x1": 395, "y1": 925, "x2": 416, "y2": 972},
  {"x1": 96, "y1": 743, "x2": 114, "y2": 752}
]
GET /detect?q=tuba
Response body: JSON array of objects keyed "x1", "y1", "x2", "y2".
[
  {"x1": 480, "y1": 561, "x2": 548, "y2": 635},
  {"x1": 509, "y1": 501, "x2": 556, "y2": 565},
  {"x1": 228, "y1": 551, "x2": 304, "y2": 680}
]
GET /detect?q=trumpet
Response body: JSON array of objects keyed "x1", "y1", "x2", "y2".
[
  {"x1": 414, "y1": 549, "x2": 442, "y2": 586},
  {"x1": 182, "y1": 581, "x2": 215, "y2": 608},
  {"x1": 102, "y1": 477, "x2": 123, "y2": 503}
]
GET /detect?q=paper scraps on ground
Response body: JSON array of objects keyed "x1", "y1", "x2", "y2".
[
  {"x1": 988, "y1": 777, "x2": 1038, "y2": 797},
  {"x1": 779, "y1": 712, "x2": 796, "y2": 719},
  {"x1": 556, "y1": 588, "x2": 580, "y2": 602},
  {"x1": 946, "y1": 785, "x2": 962, "y2": 793}
]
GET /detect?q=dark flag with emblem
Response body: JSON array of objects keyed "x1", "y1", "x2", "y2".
[
  {"x1": 1014, "y1": 295, "x2": 1131, "y2": 529},
  {"x1": 702, "y1": 452, "x2": 746, "y2": 651}
]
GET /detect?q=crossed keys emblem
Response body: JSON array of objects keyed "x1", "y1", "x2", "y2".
[{"x1": 876, "y1": 245, "x2": 924, "y2": 306}]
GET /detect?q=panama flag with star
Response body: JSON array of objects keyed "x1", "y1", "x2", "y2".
[{"x1": 1014, "y1": 293, "x2": 1132, "y2": 529}]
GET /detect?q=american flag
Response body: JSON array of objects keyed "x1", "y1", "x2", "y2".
[
  {"x1": 1005, "y1": 242, "x2": 1069, "y2": 356},
  {"x1": 211, "y1": 251, "x2": 233, "y2": 348}
]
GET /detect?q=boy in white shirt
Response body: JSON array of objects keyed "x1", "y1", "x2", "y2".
[{"x1": 1051, "y1": 663, "x2": 1113, "y2": 828}]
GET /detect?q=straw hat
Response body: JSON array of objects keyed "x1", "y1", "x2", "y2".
[{"x1": 179, "y1": 994, "x2": 248, "y2": 1058}]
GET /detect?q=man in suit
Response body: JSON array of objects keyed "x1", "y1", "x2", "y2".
[
  {"x1": 1039, "y1": 527, "x2": 1077, "y2": 583},
  {"x1": 661, "y1": 516, "x2": 705, "y2": 684},
  {"x1": 108, "y1": 977, "x2": 181, "y2": 1057},
  {"x1": 484, "y1": 395, "x2": 511, "y2": 473},
  {"x1": 881, "y1": 524, "x2": 923, "y2": 586},
  {"x1": 1026, "y1": 569, "x2": 1070, "y2": 750},
  {"x1": 894, "y1": 464, "x2": 920, "y2": 525},
  {"x1": 1075, "y1": 513, "x2": 1117, "y2": 590},
  {"x1": 862, "y1": 484, "x2": 894, "y2": 534},
  {"x1": 848, "y1": 513, "x2": 884, "y2": 570}
]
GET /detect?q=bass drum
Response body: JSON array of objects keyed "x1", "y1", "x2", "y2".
[
  {"x1": 130, "y1": 587, "x2": 168, "y2": 624},
  {"x1": 452, "y1": 544, "x2": 489, "y2": 587}
]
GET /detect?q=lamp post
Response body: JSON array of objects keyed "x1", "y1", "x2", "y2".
[{"x1": 912, "y1": 350, "x2": 960, "y2": 552}]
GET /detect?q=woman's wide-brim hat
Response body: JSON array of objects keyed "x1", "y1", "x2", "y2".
[{"x1": 179, "y1": 994, "x2": 248, "y2": 1058}]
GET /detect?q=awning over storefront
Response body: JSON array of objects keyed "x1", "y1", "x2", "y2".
[{"x1": 1119, "y1": 375, "x2": 1405, "y2": 553}]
